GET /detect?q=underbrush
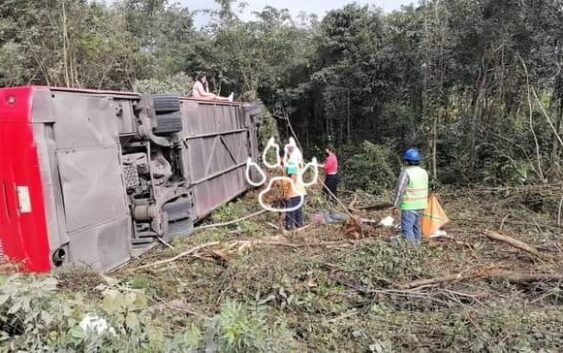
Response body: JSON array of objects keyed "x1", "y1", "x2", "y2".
[
  {"x1": 0, "y1": 276, "x2": 296, "y2": 353},
  {"x1": 2, "y1": 190, "x2": 563, "y2": 352}
]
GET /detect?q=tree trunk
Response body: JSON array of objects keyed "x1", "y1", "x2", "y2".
[
  {"x1": 550, "y1": 96, "x2": 563, "y2": 173},
  {"x1": 61, "y1": 0, "x2": 70, "y2": 87},
  {"x1": 468, "y1": 62, "x2": 487, "y2": 174},
  {"x1": 346, "y1": 90, "x2": 351, "y2": 143},
  {"x1": 431, "y1": 113, "x2": 438, "y2": 180}
]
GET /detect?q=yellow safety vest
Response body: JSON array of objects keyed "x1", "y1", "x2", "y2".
[{"x1": 400, "y1": 166, "x2": 428, "y2": 210}]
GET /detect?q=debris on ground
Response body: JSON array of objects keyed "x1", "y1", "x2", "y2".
[
  {"x1": 311, "y1": 210, "x2": 347, "y2": 224},
  {"x1": 2, "y1": 188, "x2": 563, "y2": 352}
]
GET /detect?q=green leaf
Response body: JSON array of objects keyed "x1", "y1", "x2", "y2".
[
  {"x1": 69, "y1": 326, "x2": 85, "y2": 340},
  {"x1": 101, "y1": 292, "x2": 126, "y2": 314},
  {"x1": 126, "y1": 312, "x2": 140, "y2": 330}
]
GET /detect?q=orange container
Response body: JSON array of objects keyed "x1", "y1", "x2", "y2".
[{"x1": 422, "y1": 194, "x2": 449, "y2": 238}]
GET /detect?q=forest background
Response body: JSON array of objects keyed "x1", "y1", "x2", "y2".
[{"x1": 2, "y1": 0, "x2": 563, "y2": 192}]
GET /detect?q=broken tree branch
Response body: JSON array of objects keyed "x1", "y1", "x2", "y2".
[
  {"x1": 134, "y1": 241, "x2": 220, "y2": 270},
  {"x1": 397, "y1": 272, "x2": 474, "y2": 290},
  {"x1": 194, "y1": 210, "x2": 267, "y2": 232},
  {"x1": 358, "y1": 202, "x2": 393, "y2": 211},
  {"x1": 487, "y1": 272, "x2": 563, "y2": 284},
  {"x1": 397, "y1": 271, "x2": 563, "y2": 290},
  {"x1": 157, "y1": 237, "x2": 175, "y2": 250},
  {"x1": 453, "y1": 217, "x2": 563, "y2": 230},
  {"x1": 483, "y1": 230, "x2": 543, "y2": 258},
  {"x1": 347, "y1": 194, "x2": 360, "y2": 213}
]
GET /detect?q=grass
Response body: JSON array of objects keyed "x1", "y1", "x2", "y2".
[{"x1": 3, "y1": 188, "x2": 563, "y2": 352}]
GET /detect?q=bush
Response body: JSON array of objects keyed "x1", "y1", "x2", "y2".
[
  {"x1": 0, "y1": 276, "x2": 295, "y2": 353},
  {"x1": 134, "y1": 72, "x2": 193, "y2": 96},
  {"x1": 258, "y1": 108, "x2": 280, "y2": 151},
  {"x1": 205, "y1": 301, "x2": 297, "y2": 353},
  {"x1": 340, "y1": 141, "x2": 400, "y2": 194}
]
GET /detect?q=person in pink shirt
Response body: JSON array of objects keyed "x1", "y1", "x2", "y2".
[{"x1": 321, "y1": 145, "x2": 338, "y2": 200}]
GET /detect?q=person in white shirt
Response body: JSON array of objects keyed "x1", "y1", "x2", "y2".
[
  {"x1": 192, "y1": 73, "x2": 234, "y2": 102},
  {"x1": 282, "y1": 138, "x2": 303, "y2": 168}
]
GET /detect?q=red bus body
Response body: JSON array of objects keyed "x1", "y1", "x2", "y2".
[{"x1": 0, "y1": 86, "x2": 262, "y2": 272}]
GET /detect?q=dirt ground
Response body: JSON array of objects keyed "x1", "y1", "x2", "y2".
[{"x1": 58, "y1": 186, "x2": 563, "y2": 352}]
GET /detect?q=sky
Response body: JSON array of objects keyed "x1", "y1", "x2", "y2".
[
  {"x1": 189, "y1": 0, "x2": 415, "y2": 26},
  {"x1": 104, "y1": 1, "x2": 416, "y2": 27}
]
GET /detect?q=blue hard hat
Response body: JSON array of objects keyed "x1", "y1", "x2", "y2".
[{"x1": 404, "y1": 148, "x2": 421, "y2": 162}]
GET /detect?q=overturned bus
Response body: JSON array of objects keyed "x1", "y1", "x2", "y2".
[{"x1": 0, "y1": 86, "x2": 263, "y2": 272}]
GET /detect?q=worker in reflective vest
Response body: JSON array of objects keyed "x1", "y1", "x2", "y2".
[{"x1": 392, "y1": 148, "x2": 428, "y2": 246}]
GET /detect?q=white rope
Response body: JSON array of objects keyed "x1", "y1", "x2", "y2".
[{"x1": 274, "y1": 109, "x2": 353, "y2": 217}]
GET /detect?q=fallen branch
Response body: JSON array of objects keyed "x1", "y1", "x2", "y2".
[
  {"x1": 134, "y1": 241, "x2": 220, "y2": 270},
  {"x1": 483, "y1": 230, "x2": 543, "y2": 258},
  {"x1": 347, "y1": 194, "x2": 361, "y2": 213},
  {"x1": 228, "y1": 238, "x2": 365, "y2": 252},
  {"x1": 488, "y1": 272, "x2": 563, "y2": 285},
  {"x1": 194, "y1": 210, "x2": 267, "y2": 232},
  {"x1": 266, "y1": 222, "x2": 281, "y2": 230},
  {"x1": 360, "y1": 218, "x2": 380, "y2": 224},
  {"x1": 333, "y1": 276, "x2": 454, "y2": 306},
  {"x1": 157, "y1": 237, "x2": 175, "y2": 250},
  {"x1": 357, "y1": 202, "x2": 393, "y2": 211},
  {"x1": 295, "y1": 223, "x2": 314, "y2": 232},
  {"x1": 134, "y1": 236, "x2": 379, "y2": 271},
  {"x1": 397, "y1": 270, "x2": 563, "y2": 291},
  {"x1": 453, "y1": 217, "x2": 563, "y2": 229},
  {"x1": 397, "y1": 272, "x2": 474, "y2": 290}
]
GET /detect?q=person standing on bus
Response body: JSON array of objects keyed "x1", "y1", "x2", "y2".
[{"x1": 192, "y1": 73, "x2": 234, "y2": 102}]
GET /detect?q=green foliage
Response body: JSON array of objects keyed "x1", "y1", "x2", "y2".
[
  {"x1": 205, "y1": 301, "x2": 297, "y2": 353},
  {"x1": 0, "y1": 0, "x2": 153, "y2": 89},
  {"x1": 134, "y1": 72, "x2": 193, "y2": 95},
  {"x1": 334, "y1": 240, "x2": 430, "y2": 286},
  {"x1": 213, "y1": 201, "x2": 250, "y2": 223},
  {"x1": 0, "y1": 42, "x2": 26, "y2": 87},
  {"x1": 0, "y1": 276, "x2": 295, "y2": 352},
  {"x1": 340, "y1": 141, "x2": 399, "y2": 194},
  {"x1": 258, "y1": 108, "x2": 280, "y2": 150},
  {"x1": 211, "y1": 200, "x2": 261, "y2": 235},
  {"x1": 2, "y1": 0, "x2": 563, "y2": 187}
]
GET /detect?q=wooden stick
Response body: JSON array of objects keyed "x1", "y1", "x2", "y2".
[
  {"x1": 483, "y1": 230, "x2": 543, "y2": 258},
  {"x1": 229, "y1": 239, "x2": 359, "y2": 250},
  {"x1": 266, "y1": 222, "x2": 280, "y2": 230},
  {"x1": 194, "y1": 210, "x2": 267, "y2": 231},
  {"x1": 397, "y1": 272, "x2": 474, "y2": 290},
  {"x1": 357, "y1": 202, "x2": 393, "y2": 211},
  {"x1": 348, "y1": 194, "x2": 358, "y2": 209},
  {"x1": 134, "y1": 241, "x2": 220, "y2": 270},
  {"x1": 347, "y1": 194, "x2": 361, "y2": 213},
  {"x1": 453, "y1": 217, "x2": 563, "y2": 229},
  {"x1": 398, "y1": 271, "x2": 563, "y2": 291},
  {"x1": 488, "y1": 272, "x2": 563, "y2": 284},
  {"x1": 157, "y1": 237, "x2": 175, "y2": 250}
]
